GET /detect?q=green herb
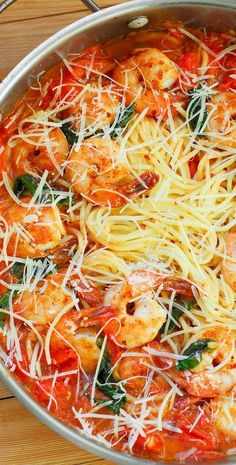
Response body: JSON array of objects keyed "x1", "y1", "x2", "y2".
[
  {"x1": 11, "y1": 258, "x2": 59, "y2": 281},
  {"x1": 96, "y1": 337, "x2": 104, "y2": 349},
  {"x1": 13, "y1": 174, "x2": 73, "y2": 205},
  {"x1": 10, "y1": 262, "x2": 25, "y2": 281},
  {"x1": 0, "y1": 290, "x2": 14, "y2": 309},
  {"x1": 110, "y1": 103, "x2": 136, "y2": 140},
  {"x1": 0, "y1": 290, "x2": 17, "y2": 328},
  {"x1": 96, "y1": 351, "x2": 126, "y2": 414},
  {"x1": 13, "y1": 174, "x2": 39, "y2": 198},
  {"x1": 0, "y1": 313, "x2": 6, "y2": 328},
  {"x1": 176, "y1": 338, "x2": 217, "y2": 371},
  {"x1": 159, "y1": 298, "x2": 195, "y2": 334},
  {"x1": 61, "y1": 123, "x2": 79, "y2": 145},
  {"x1": 82, "y1": 103, "x2": 136, "y2": 141},
  {"x1": 187, "y1": 85, "x2": 210, "y2": 134}
]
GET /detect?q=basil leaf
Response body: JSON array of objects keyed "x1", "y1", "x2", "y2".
[
  {"x1": 0, "y1": 313, "x2": 6, "y2": 329},
  {"x1": 176, "y1": 338, "x2": 217, "y2": 371},
  {"x1": 0, "y1": 290, "x2": 14, "y2": 309},
  {"x1": 61, "y1": 123, "x2": 79, "y2": 145},
  {"x1": 13, "y1": 174, "x2": 39, "y2": 197},
  {"x1": 96, "y1": 351, "x2": 126, "y2": 414},
  {"x1": 13, "y1": 174, "x2": 73, "y2": 205},
  {"x1": 0, "y1": 290, "x2": 17, "y2": 328},
  {"x1": 187, "y1": 85, "x2": 209, "y2": 134},
  {"x1": 183, "y1": 338, "x2": 216, "y2": 357},
  {"x1": 110, "y1": 103, "x2": 136, "y2": 140},
  {"x1": 10, "y1": 262, "x2": 25, "y2": 281},
  {"x1": 159, "y1": 298, "x2": 195, "y2": 334},
  {"x1": 83, "y1": 103, "x2": 136, "y2": 140},
  {"x1": 11, "y1": 258, "x2": 59, "y2": 281}
]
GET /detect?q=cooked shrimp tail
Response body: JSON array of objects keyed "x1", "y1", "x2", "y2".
[
  {"x1": 80, "y1": 305, "x2": 115, "y2": 327},
  {"x1": 161, "y1": 276, "x2": 194, "y2": 297},
  {"x1": 90, "y1": 171, "x2": 159, "y2": 207}
]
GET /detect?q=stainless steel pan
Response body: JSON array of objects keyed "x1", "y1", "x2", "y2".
[{"x1": 1, "y1": 1, "x2": 236, "y2": 463}]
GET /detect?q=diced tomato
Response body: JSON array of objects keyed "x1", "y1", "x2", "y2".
[
  {"x1": 68, "y1": 45, "x2": 115, "y2": 81},
  {"x1": 13, "y1": 346, "x2": 31, "y2": 384},
  {"x1": 176, "y1": 52, "x2": 200, "y2": 91},
  {"x1": 50, "y1": 346, "x2": 77, "y2": 365},
  {"x1": 0, "y1": 261, "x2": 9, "y2": 294},
  {"x1": 133, "y1": 429, "x2": 164, "y2": 456},
  {"x1": 40, "y1": 72, "x2": 82, "y2": 109},
  {"x1": 188, "y1": 154, "x2": 200, "y2": 178},
  {"x1": 106, "y1": 334, "x2": 124, "y2": 364},
  {"x1": 175, "y1": 407, "x2": 220, "y2": 451},
  {"x1": 219, "y1": 54, "x2": 236, "y2": 90},
  {"x1": 41, "y1": 45, "x2": 114, "y2": 110},
  {"x1": 204, "y1": 32, "x2": 228, "y2": 54},
  {"x1": 204, "y1": 34, "x2": 234, "y2": 82},
  {"x1": 34, "y1": 378, "x2": 72, "y2": 408},
  {"x1": 224, "y1": 53, "x2": 236, "y2": 70},
  {"x1": 220, "y1": 75, "x2": 236, "y2": 90}
]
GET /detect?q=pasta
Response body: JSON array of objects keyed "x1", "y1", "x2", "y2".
[{"x1": 0, "y1": 24, "x2": 236, "y2": 461}]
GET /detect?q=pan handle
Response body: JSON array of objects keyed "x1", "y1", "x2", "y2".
[
  {"x1": 80, "y1": 0, "x2": 101, "y2": 12},
  {"x1": 0, "y1": 0, "x2": 16, "y2": 13},
  {"x1": 0, "y1": 0, "x2": 100, "y2": 14}
]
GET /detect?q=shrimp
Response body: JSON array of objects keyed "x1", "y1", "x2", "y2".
[
  {"x1": 1, "y1": 198, "x2": 65, "y2": 258},
  {"x1": 41, "y1": 45, "x2": 116, "y2": 107},
  {"x1": 66, "y1": 45, "x2": 115, "y2": 83},
  {"x1": 14, "y1": 270, "x2": 103, "y2": 324},
  {"x1": 65, "y1": 328, "x2": 100, "y2": 375},
  {"x1": 65, "y1": 137, "x2": 159, "y2": 207},
  {"x1": 15, "y1": 272, "x2": 101, "y2": 373},
  {"x1": 5, "y1": 128, "x2": 69, "y2": 180},
  {"x1": 112, "y1": 48, "x2": 179, "y2": 117},
  {"x1": 63, "y1": 83, "x2": 121, "y2": 131},
  {"x1": 222, "y1": 232, "x2": 236, "y2": 291},
  {"x1": 172, "y1": 328, "x2": 236, "y2": 397},
  {"x1": 207, "y1": 92, "x2": 236, "y2": 147},
  {"x1": 209, "y1": 390, "x2": 236, "y2": 440},
  {"x1": 81, "y1": 269, "x2": 195, "y2": 349},
  {"x1": 14, "y1": 273, "x2": 72, "y2": 325},
  {"x1": 116, "y1": 341, "x2": 170, "y2": 396},
  {"x1": 53, "y1": 314, "x2": 100, "y2": 374}
]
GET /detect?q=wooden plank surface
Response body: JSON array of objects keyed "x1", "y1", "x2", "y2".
[{"x1": 0, "y1": 1, "x2": 121, "y2": 464}]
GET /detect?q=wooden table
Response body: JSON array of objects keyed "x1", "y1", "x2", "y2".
[{"x1": 0, "y1": 1, "x2": 124, "y2": 464}]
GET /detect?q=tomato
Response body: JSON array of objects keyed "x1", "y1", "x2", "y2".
[
  {"x1": 106, "y1": 335, "x2": 124, "y2": 365},
  {"x1": 176, "y1": 52, "x2": 200, "y2": 90},
  {"x1": 204, "y1": 32, "x2": 228, "y2": 54},
  {"x1": 40, "y1": 72, "x2": 81, "y2": 109},
  {"x1": 188, "y1": 154, "x2": 200, "y2": 178},
  {"x1": 50, "y1": 346, "x2": 77, "y2": 365},
  {"x1": 0, "y1": 261, "x2": 10, "y2": 294},
  {"x1": 175, "y1": 407, "x2": 220, "y2": 451},
  {"x1": 219, "y1": 54, "x2": 236, "y2": 90},
  {"x1": 13, "y1": 344, "x2": 31, "y2": 384},
  {"x1": 133, "y1": 429, "x2": 164, "y2": 456},
  {"x1": 41, "y1": 45, "x2": 114, "y2": 110},
  {"x1": 68, "y1": 45, "x2": 114, "y2": 79},
  {"x1": 220, "y1": 75, "x2": 236, "y2": 90},
  {"x1": 34, "y1": 378, "x2": 73, "y2": 415}
]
